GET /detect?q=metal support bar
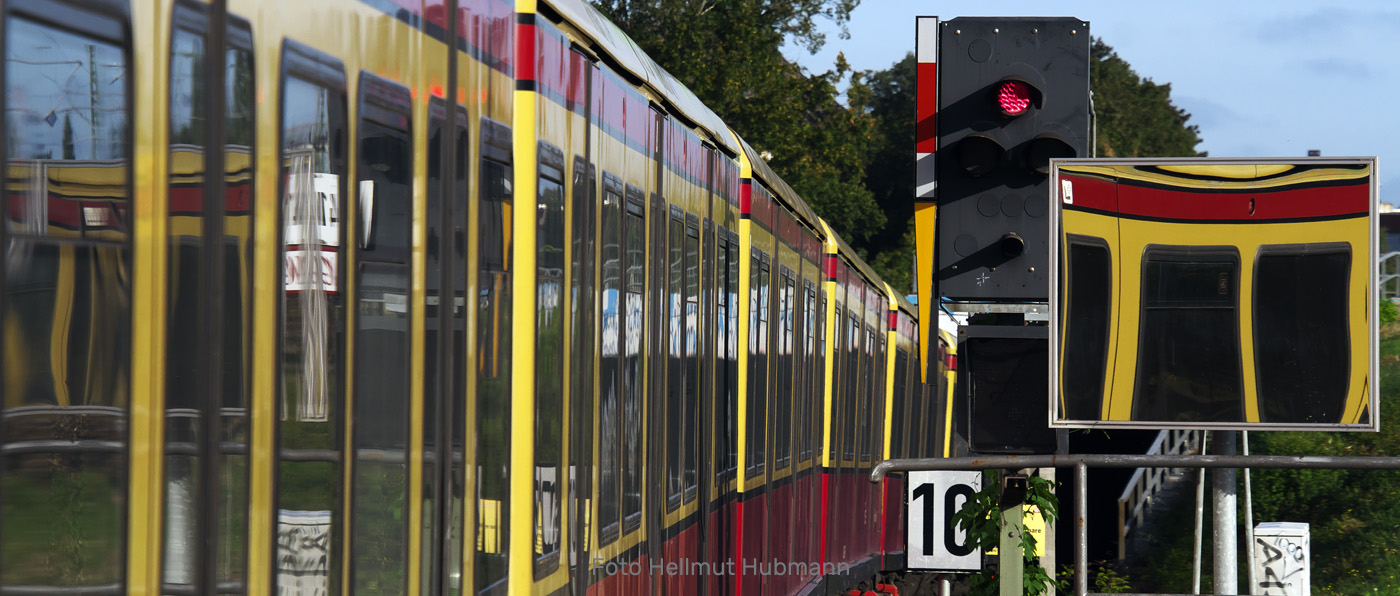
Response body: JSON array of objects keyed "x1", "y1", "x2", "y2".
[
  {"x1": 871, "y1": 453, "x2": 1400, "y2": 596},
  {"x1": 1075, "y1": 462, "x2": 1088, "y2": 596},
  {"x1": 1242, "y1": 432, "x2": 1256, "y2": 593},
  {"x1": 1001, "y1": 499, "x2": 1025, "y2": 595},
  {"x1": 870, "y1": 454, "x2": 1400, "y2": 480},
  {"x1": 1212, "y1": 431, "x2": 1238, "y2": 595}
]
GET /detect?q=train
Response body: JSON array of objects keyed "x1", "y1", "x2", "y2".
[
  {"x1": 1052, "y1": 159, "x2": 1376, "y2": 428},
  {"x1": 0, "y1": 0, "x2": 957, "y2": 595}
]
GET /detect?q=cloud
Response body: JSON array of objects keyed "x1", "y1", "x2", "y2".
[
  {"x1": 1173, "y1": 94, "x2": 1259, "y2": 132},
  {"x1": 1251, "y1": 7, "x2": 1400, "y2": 44},
  {"x1": 1299, "y1": 57, "x2": 1372, "y2": 78}
]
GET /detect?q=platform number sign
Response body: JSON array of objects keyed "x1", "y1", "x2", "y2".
[{"x1": 908, "y1": 470, "x2": 982, "y2": 572}]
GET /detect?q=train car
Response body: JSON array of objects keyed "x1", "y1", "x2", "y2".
[
  {"x1": 1051, "y1": 158, "x2": 1376, "y2": 429},
  {"x1": 0, "y1": 1, "x2": 939, "y2": 595}
]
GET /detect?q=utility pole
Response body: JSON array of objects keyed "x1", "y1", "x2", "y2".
[{"x1": 1212, "y1": 431, "x2": 1238, "y2": 595}]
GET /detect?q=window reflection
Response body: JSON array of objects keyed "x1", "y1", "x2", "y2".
[
  {"x1": 476, "y1": 154, "x2": 512, "y2": 593},
  {"x1": 2, "y1": 15, "x2": 130, "y2": 592},
  {"x1": 277, "y1": 73, "x2": 346, "y2": 596},
  {"x1": 534, "y1": 160, "x2": 565, "y2": 569}
]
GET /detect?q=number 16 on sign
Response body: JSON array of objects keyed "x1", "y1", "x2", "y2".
[{"x1": 907, "y1": 470, "x2": 982, "y2": 572}]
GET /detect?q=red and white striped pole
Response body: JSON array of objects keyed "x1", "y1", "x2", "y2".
[{"x1": 914, "y1": 16, "x2": 938, "y2": 385}]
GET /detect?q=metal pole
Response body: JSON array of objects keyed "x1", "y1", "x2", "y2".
[
  {"x1": 1212, "y1": 431, "x2": 1238, "y2": 595},
  {"x1": 1194, "y1": 435, "x2": 1209, "y2": 595},
  {"x1": 1043, "y1": 467, "x2": 1057, "y2": 596},
  {"x1": 1075, "y1": 462, "x2": 1088, "y2": 596},
  {"x1": 1243, "y1": 431, "x2": 1257, "y2": 594},
  {"x1": 871, "y1": 453, "x2": 1400, "y2": 479},
  {"x1": 1001, "y1": 498, "x2": 1025, "y2": 596},
  {"x1": 939, "y1": 576, "x2": 951, "y2": 596}
]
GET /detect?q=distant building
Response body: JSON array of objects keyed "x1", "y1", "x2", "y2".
[{"x1": 1383, "y1": 211, "x2": 1400, "y2": 253}]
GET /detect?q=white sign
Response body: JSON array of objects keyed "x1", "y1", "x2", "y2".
[
  {"x1": 1253, "y1": 522, "x2": 1309, "y2": 596},
  {"x1": 908, "y1": 470, "x2": 982, "y2": 572},
  {"x1": 284, "y1": 248, "x2": 339, "y2": 293},
  {"x1": 277, "y1": 510, "x2": 332, "y2": 596}
]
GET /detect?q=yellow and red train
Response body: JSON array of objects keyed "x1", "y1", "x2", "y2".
[{"x1": 0, "y1": 0, "x2": 955, "y2": 595}]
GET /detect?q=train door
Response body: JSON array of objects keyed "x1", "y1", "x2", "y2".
[
  {"x1": 1, "y1": 1, "x2": 135, "y2": 590},
  {"x1": 157, "y1": 4, "x2": 258, "y2": 594},
  {"x1": 423, "y1": 96, "x2": 472, "y2": 596}
]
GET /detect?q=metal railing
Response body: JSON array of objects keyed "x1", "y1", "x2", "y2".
[
  {"x1": 872, "y1": 453, "x2": 1400, "y2": 596},
  {"x1": 1117, "y1": 430, "x2": 1202, "y2": 559},
  {"x1": 1381, "y1": 251, "x2": 1400, "y2": 301}
]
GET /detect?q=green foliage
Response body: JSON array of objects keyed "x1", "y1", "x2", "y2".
[
  {"x1": 860, "y1": 53, "x2": 918, "y2": 293},
  {"x1": 950, "y1": 471, "x2": 1062, "y2": 596},
  {"x1": 592, "y1": 3, "x2": 1205, "y2": 296},
  {"x1": 1382, "y1": 299, "x2": 1397, "y2": 325},
  {"x1": 1094, "y1": 564, "x2": 1134, "y2": 593},
  {"x1": 592, "y1": 0, "x2": 885, "y2": 246},
  {"x1": 1247, "y1": 333, "x2": 1400, "y2": 594},
  {"x1": 1134, "y1": 335, "x2": 1400, "y2": 594},
  {"x1": 1089, "y1": 38, "x2": 1205, "y2": 158},
  {"x1": 1056, "y1": 563, "x2": 1134, "y2": 594}
]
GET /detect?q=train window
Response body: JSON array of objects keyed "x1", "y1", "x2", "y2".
[
  {"x1": 829, "y1": 297, "x2": 843, "y2": 463},
  {"x1": 598, "y1": 175, "x2": 623, "y2": 545},
  {"x1": 477, "y1": 117, "x2": 514, "y2": 593},
  {"x1": 277, "y1": 40, "x2": 347, "y2": 596},
  {"x1": 1133, "y1": 246, "x2": 1243, "y2": 422},
  {"x1": 421, "y1": 97, "x2": 446, "y2": 592},
  {"x1": 351, "y1": 72, "x2": 413, "y2": 596},
  {"x1": 1254, "y1": 243, "x2": 1351, "y2": 423},
  {"x1": 623, "y1": 188, "x2": 645, "y2": 530},
  {"x1": 220, "y1": 20, "x2": 255, "y2": 590},
  {"x1": 873, "y1": 332, "x2": 886, "y2": 461},
  {"x1": 534, "y1": 143, "x2": 566, "y2": 573},
  {"x1": 567, "y1": 154, "x2": 595, "y2": 574},
  {"x1": 816, "y1": 291, "x2": 827, "y2": 463},
  {"x1": 684, "y1": 220, "x2": 700, "y2": 499},
  {"x1": 727, "y1": 233, "x2": 740, "y2": 477},
  {"x1": 856, "y1": 325, "x2": 868, "y2": 461},
  {"x1": 775, "y1": 272, "x2": 795, "y2": 469},
  {"x1": 163, "y1": 7, "x2": 256, "y2": 593},
  {"x1": 1062, "y1": 238, "x2": 1112, "y2": 421},
  {"x1": 747, "y1": 254, "x2": 771, "y2": 477},
  {"x1": 1, "y1": 5, "x2": 131, "y2": 591},
  {"x1": 797, "y1": 286, "x2": 810, "y2": 462},
  {"x1": 797, "y1": 284, "x2": 815, "y2": 462},
  {"x1": 667, "y1": 211, "x2": 685, "y2": 508},
  {"x1": 843, "y1": 311, "x2": 859, "y2": 461},
  {"x1": 714, "y1": 230, "x2": 731, "y2": 484},
  {"x1": 565, "y1": 154, "x2": 593, "y2": 548},
  {"x1": 892, "y1": 349, "x2": 908, "y2": 459},
  {"x1": 446, "y1": 109, "x2": 471, "y2": 590}
]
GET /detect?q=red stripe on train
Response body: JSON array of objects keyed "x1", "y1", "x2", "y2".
[
  {"x1": 1062, "y1": 172, "x2": 1370, "y2": 221},
  {"x1": 515, "y1": 21, "x2": 536, "y2": 83}
]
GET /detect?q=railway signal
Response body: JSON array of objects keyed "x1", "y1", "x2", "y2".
[{"x1": 934, "y1": 17, "x2": 1090, "y2": 303}]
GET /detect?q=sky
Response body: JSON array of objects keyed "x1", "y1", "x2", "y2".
[{"x1": 786, "y1": 0, "x2": 1400, "y2": 204}]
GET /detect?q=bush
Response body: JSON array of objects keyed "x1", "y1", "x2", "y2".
[{"x1": 1382, "y1": 299, "x2": 1398, "y2": 325}]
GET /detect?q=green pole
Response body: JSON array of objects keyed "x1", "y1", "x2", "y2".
[{"x1": 1000, "y1": 500, "x2": 1024, "y2": 596}]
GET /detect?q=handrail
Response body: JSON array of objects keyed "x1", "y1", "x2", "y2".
[
  {"x1": 1115, "y1": 430, "x2": 1201, "y2": 559},
  {"x1": 870, "y1": 454, "x2": 1400, "y2": 596}
]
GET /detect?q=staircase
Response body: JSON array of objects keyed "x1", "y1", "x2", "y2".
[{"x1": 1116, "y1": 429, "x2": 1202, "y2": 560}]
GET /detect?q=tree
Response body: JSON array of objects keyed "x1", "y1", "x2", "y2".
[
  {"x1": 1090, "y1": 39, "x2": 1205, "y2": 158},
  {"x1": 860, "y1": 53, "x2": 917, "y2": 293},
  {"x1": 591, "y1": 0, "x2": 886, "y2": 245}
]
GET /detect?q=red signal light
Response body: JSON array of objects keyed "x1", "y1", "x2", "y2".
[{"x1": 996, "y1": 80, "x2": 1032, "y2": 116}]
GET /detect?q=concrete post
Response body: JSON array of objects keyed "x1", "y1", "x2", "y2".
[
  {"x1": 1212, "y1": 431, "x2": 1238, "y2": 595},
  {"x1": 1001, "y1": 500, "x2": 1024, "y2": 596}
]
